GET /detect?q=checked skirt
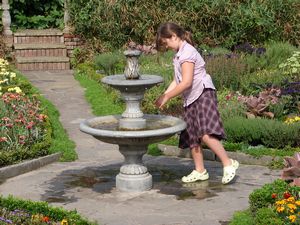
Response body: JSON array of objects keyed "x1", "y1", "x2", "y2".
[{"x1": 179, "y1": 88, "x2": 226, "y2": 149}]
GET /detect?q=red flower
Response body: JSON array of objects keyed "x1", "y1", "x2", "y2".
[
  {"x1": 271, "y1": 193, "x2": 277, "y2": 199},
  {"x1": 284, "y1": 192, "x2": 291, "y2": 199},
  {"x1": 42, "y1": 216, "x2": 50, "y2": 222}
]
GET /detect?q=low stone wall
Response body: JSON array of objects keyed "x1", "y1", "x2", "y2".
[{"x1": 158, "y1": 144, "x2": 280, "y2": 166}]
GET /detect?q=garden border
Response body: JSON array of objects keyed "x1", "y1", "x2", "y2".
[
  {"x1": 0, "y1": 152, "x2": 61, "y2": 181},
  {"x1": 158, "y1": 144, "x2": 279, "y2": 166}
]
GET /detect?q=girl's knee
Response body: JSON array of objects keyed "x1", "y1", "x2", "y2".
[{"x1": 201, "y1": 134, "x2": 210, "y2": 143}]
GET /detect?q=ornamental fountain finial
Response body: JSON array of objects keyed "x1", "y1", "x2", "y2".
[{"x1": 124, "y1": 48, "x2": 142, "y2": 80}]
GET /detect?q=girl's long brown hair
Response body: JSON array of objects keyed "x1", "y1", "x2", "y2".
[{"x1": 156, "y1": 22, "x2": 194, "y2": 51}]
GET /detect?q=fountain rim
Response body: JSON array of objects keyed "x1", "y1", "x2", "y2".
[
  {"x1": 79, "y1": 114, "x2": 186, "y2": 138},
  {"x1": 101, "y1": 74, "x2": 163, "y2": 86}
]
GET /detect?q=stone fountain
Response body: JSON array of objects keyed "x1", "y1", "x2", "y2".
[{"x1": 80, "y1": 49, "x2": 186, "y2": 192}]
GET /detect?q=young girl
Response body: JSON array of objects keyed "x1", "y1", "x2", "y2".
[{"x1": 155, "y1": 22, "x2": 239, "y2": 184}]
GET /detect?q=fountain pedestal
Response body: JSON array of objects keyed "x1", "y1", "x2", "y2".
[{"x1": 117, "y1": 145, "x2": 152, "y2": 191}]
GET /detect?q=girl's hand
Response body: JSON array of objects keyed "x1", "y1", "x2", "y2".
[{"x1": 155, "y1": 94, "x2": 169, "y2": 109}]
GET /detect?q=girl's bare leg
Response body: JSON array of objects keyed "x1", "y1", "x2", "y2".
[
  {"x1": 201, "y1": 134, "x2": 231, "y2": 167},
  {"x1": 191, "y1": 145, "x2": 206, "y2": 173}
]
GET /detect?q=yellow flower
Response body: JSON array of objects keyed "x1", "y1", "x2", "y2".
[
  {"x1": 14, "y1": 87, "x2": 22, "y2": 93},
  {"x1": 288, "y1": 197, "x2": 296, "y2": 203},
  {"x1": 289, "y1": 215, "x2": 296, "y2": 223},
  {"x1": 10, "y1": 72, "x2": 16, "y2": 79},
  {"x1": 7, "y1": 86, "x2": 22, "y2": 93},
  {"x1": 61, "y1": 219, "x2": 68, "y2": 225},
  {"x1": 295, "y1": 200, "x2": 300, "y2": 206},
  {"x1": 276, "y1": 200, "x2": 285, "y2": 205},
  {"x1": 277, "y1": 206, "x2": 285, "y2": 213}
]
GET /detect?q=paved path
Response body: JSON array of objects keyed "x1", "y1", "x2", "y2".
[{"x1": 0, "y1": 70, "x2": 281, "y2": 225}]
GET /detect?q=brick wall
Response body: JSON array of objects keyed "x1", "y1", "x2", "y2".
[{"x1": 63, "y1": 33, "x2": 83, "y2": 58}]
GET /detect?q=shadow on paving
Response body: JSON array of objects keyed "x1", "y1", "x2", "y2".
[{"x1": 41, "y1": 163, "x2": 238, "y2": 204}]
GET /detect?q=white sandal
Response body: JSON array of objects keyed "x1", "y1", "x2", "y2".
[
  {"x1": 181, "y1": 170, "x2": 209, "y2": 183},
  {"x1": 222, "y1": 159, "x2": 239, "y2": 184}
]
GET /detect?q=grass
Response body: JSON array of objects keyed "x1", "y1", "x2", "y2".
[
  {"x1": 40, "y1": 97, "x2": 77, "y2": 161},
  {"x1": 74, "y1": 73, "x2": 124, "y2": 116}
]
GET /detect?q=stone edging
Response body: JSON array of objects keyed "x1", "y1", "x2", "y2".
[
  {"x1": 0, "y1": 153, "x2": 61, "y2": 180},
  {"x1": 158, "y1": 144, "x2": 279, "y2": 166}
]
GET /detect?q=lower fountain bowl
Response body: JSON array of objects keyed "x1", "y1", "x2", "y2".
[{"x1": 80, "y1": 114, "x2": 186, "y2": 145}]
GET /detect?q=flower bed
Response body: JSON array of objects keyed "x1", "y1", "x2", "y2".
[
  {"x1": 230, "y1": 179, "x2": 300, "y2": 225},
  {"x1": 0, "y1": 58, "x2": 76, "y2": 167},
  {"x1": 0, "y1": 195, "x2": 97, "y2": 225}
]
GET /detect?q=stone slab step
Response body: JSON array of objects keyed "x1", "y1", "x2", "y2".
[
  {"x1": 14, "y1": 29, "x2": 63, "y2": 36},
  {"x1": 16, "y1": 56, "x2": 70, "y2": 71}
]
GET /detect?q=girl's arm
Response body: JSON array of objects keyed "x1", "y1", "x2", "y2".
[
  {"x1": 155, "y1": 62, "x2": 194, "y2": 109},
  {"x1": 164, "y1": 79, "x2": 177, "y2": 94}
]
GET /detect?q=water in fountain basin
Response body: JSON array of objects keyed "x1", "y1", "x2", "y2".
[{"x1": 92, "y1": 118, "x2": 174, "y2": 131}]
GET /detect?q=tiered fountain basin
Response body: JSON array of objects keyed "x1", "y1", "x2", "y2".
[{"x1": 80, "y1": 50, "x2": 186, "y2": 192}]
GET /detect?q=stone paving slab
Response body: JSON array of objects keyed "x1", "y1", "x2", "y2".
[{"x1": 0, "y1": 70, "x2": 282, "y2": 225}]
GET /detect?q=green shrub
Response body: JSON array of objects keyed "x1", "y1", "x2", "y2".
[
  {"x1": 254, "y1": 208, "x2": 284, "y2": 225},
  {"x1": 94, "y1": 51, "x2": 125, "y2": 75},
  {"x1": 279, "y1": 51, "x2": 300, "y2": 81},
  {"x1": 229, "y1": 210, "x2": 254, "y2": 225},
  {"x1": 224, "y1": 117, "x2": 300, "y2": 148},
  {"x1": 8, "y1": 0, "x2": 64, "y2": 30},
  {"x1": 205, "y1": 55, "x2": 249, "y2": 90},
  {"x1": 69, "y1": 0, "x2": 300, "y2": 50},
  {"x1": 243, "y1": 41, "x2": 298, "y2": 72}
]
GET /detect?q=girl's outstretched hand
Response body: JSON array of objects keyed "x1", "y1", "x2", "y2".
[{"x1": 155, "y1": 94, "x2": 169, "y2": 109}]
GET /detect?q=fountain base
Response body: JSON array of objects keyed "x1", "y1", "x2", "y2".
[{"x1": 116, "y1": 173, "x2": 152, "y2": 192}]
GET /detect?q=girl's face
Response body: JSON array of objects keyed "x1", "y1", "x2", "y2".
[{"x1": 161, "y1": 34, "x2": 182, "y2": 51}]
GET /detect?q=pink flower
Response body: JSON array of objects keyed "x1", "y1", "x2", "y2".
[
  {"x1": 1, "y1": 117, "x2": 10, "y2": 122},
  {"x1": 0, "y1": 137, "x2": 8, "y2": 142},
  {"x1": 26, "y1": 121, "x2": 35, "y2": 129},
  {"x1": 5, "y1": 123, "x2": 13, "y2": 128}
]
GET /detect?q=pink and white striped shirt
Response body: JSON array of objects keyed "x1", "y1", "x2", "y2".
[{"x1": 173, "y1": 41, "x2": 215, "y2": 107}]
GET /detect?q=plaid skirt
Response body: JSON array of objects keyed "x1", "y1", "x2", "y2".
[{"x1": 179, "y1": 88, "x2": 226, "y2": 149}]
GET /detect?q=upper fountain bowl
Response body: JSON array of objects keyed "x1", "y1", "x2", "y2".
[{"x1": 102, "y1": 75, "x2": 163, "y2": 92}]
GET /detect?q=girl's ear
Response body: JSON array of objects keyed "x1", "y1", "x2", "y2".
[{"x1": 171, "y1": 33, "x2": 177, "y2": 40}]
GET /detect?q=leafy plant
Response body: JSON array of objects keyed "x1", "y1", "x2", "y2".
[
  {"x1": 94, "y1": 51, "x2": 125, "y2": 76},
  {"x1": 9, "y1": 0, "x2": 64, "y2": 30},
  {"x1": 281, "y1": 152, "x2": 300, "y2": 186},
  {"x1": 238, "y1": 87, "x2": 281, "y2": 118},
  {"x1": 279, "y1": 51, "x2": 300, "y2": 81}
]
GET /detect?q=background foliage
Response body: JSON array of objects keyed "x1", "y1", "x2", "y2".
[
  {"x1": 69, "y1": 0, "x2": 300, "y2": 50},
  {"x1": 8, "y1": 0, "x2": 64, "y2": 30}
]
